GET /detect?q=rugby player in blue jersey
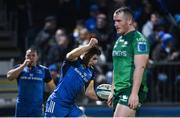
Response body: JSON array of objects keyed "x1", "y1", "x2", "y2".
[
  {"x1": 7, "y1": 47, "x2": 56, "y2": 117},
  {"x1": 44, "y1": 38, "x2": 101, "y2": 117}
]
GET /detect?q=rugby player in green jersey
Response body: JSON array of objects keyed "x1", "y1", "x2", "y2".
[{"x1": 107, "y1": 7, "x2": 149, "y2": 117}]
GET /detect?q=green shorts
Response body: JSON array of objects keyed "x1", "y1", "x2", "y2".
[{"x1": 113, "y1": 88, "x2": 147, "y2": 111}]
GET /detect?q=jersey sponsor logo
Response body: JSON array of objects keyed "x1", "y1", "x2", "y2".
[
  {"x1": 112, "y1": 50, "x2": 127, "y2": 57},
  {"x1": 137, "y1": 37, "x2": 146, "y2": 41},
  {"x1": 137, "y1": 42, "x2": 147, "y2": 52},
  {"x1": 20, "y1": 76, "x2": 43, "y2": 81},
  {"x1": 74, "y1": 68, "x2": 89, "y2": 82}
]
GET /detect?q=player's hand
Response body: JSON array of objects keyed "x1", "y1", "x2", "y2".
[
  {"x1": 22, "y1": 59, "x2": 31, "y2": 66},
  {"x1": 128, "y1": 93, "x2": 139, "y2": 110},
  {"x1": 107, "y1": 93, "x2": 113, "y2": 107},
  {"x1": 88, "y1": 38, "x2": 98, "y2": 48}
]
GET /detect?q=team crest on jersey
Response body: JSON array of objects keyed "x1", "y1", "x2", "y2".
[
  {"x1": 122, "y1": 41, "x2": 128, "y2": 47},
  {"x1": 137, "y1": 42, "x2": 147, "y2": 52},
  {"x1": 37, "y1": 70, "x2": 43, "y2": 74}
]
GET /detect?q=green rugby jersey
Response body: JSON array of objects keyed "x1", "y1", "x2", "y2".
[{"x1": 112, "y1": 31, "x2": 149, "y2": 93}]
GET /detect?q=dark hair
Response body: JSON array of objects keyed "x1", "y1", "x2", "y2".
[
  {"x1": 83, "y1": 46, "x2": 101, "y2": 66},
  {"x1": 89, "y1": 33, "x2": 98, "y2": 39},
  {"x1": 26, "y1": 46, "x2": 39, "y2": 55},
  {"x1": 114, "y1": 6, "x2": 134, "y2": 21}
]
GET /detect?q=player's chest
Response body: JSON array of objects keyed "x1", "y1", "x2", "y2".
[
  {"x1": 20, "y1": 68, "x2": 44, "y2": 81},
  {"x1": 113, "y1": 38, "x2": 133, "y2": 57}
]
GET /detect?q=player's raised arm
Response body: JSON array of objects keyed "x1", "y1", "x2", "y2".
[
  {"x1": 66, "y1": 38, "x2": 98, "y2": 61},
  {"x1": 7, "y1": 59, "x2": 30, "y2": 81}
]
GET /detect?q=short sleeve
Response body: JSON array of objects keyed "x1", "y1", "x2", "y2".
[
  {"x1": 133, "y1": 33, "x2": 150, "y2": 55},
  {"x1": 60, "y1": 58, "x2": 81, "y2": 78},
  {"x1": 44, "y1": 68, "x2": 52, "y2": 83},
  {"x1": 90, "y1": 66, "x2": 96, "y2": 80}
]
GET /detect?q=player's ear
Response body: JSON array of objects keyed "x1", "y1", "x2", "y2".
[{"x1": 127, "y1": 16, "x2": 134, "y2": 25}]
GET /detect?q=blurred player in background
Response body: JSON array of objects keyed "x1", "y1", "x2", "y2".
[
  {"x1": 44, "y1": 38, "x2": 101, "y2": 117},
  {"x1": 44, "y1": 64, "x2": 60, "y2": 102},
  {"x1": 7, "y1": 47, "x2": 56, "y2": 117},
  {"x1": 107, "y1": 7, "x2": 149, "y2": 117}
]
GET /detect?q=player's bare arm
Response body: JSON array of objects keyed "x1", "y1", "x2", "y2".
[
  {"x1": 85, "y1": 80, "x2": 98, "y2": 100},
  {"x1": 107, "y1": 70, "x2": 114, "y2": 107},
  {"x1": 7, "y1": 59, "x2": 31, "y2": 81},
  {"x1": 128, "y1": 54, "x2": 149, "y2": 109},
  {"x1": 47, "y1": 79, "x2": 56, "y2": 92},
  {"x1": 66, "y1": 38, "x2": 98, "y2": 61}
]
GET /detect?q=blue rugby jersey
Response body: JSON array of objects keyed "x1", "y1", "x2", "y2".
[
  {"x1": 49, "y1": 58, "x2": 95, "y2": 104},
  {"x1": 16, "y1": 65, "x2": 52, "y2": 113}
]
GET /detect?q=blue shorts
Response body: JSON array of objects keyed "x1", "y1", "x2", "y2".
[
  {"x1": 44, "y1": 100, "x2": 84, "y2": 117},
  {"x1": 15, "y1": 102, "x2": 42, "y2": 117}
]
